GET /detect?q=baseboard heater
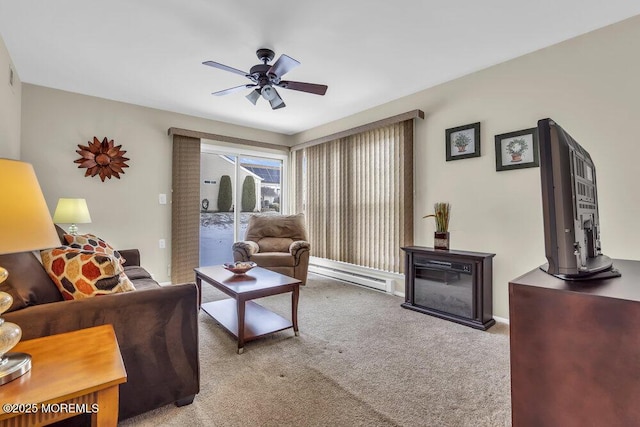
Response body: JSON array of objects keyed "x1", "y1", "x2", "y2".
[{"x1": 308, "y1": 258, "x2": 397, "y2": 293}]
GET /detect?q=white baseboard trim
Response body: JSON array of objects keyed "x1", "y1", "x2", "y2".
[
  {"x1": 309, "y1": 257, "x2": 404, "y2": 294},
  {"x1": 309, "y1": 266, "x2": 391, "y2": 292},
  {"x1": 493, "y1": 315, "x2": 509, "y2": 325}
]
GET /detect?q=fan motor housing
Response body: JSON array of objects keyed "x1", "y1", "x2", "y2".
[{"x1": 249, "y1": 64, "x2": 274, "y2": 85}]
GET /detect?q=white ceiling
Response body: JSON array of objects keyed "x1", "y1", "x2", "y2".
[{"x1": 1, "y1": 1, "x2": 639, "y2": 135}]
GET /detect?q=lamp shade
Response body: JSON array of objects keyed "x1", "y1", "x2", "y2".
[
  {"x1": 246, "y1": 89, "x2": 261, "y2": 105},
  {"x1": 261, "y1": 85, "x2": 276, "y2": 101},
  {"x1": 0, "y1": 159, "x2": 61, "y2": 255},
  {"x1": 52, "y1": 198, "x2": 92, "y2": 224}
]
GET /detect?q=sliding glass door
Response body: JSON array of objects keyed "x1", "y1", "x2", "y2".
[{"x1": 199, "y1": 145, "x2": 286, "y2": 266}]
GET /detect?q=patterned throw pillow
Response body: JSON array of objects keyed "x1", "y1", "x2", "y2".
[
  {"x1": 41, "y1": 247, "x2": 135, "y2": 300},
  {"x1": 63, "y1": 233, "x2": 126, "y2": 265}
]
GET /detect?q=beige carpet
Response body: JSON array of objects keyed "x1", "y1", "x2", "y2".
[{"x1": 121, "y1": 274, "x2": 511, "y2": 426}]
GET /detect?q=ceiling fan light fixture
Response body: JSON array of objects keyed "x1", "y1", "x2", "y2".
[
  {"x1": 270, "y1": 98, "x2": 286, "y2": 110},
  {"x1": 246, "y1": 89, "x2": 261, "y2": 105},
  {"x1": 261, "y1": 85, "x2": 276, "y2": 101}
]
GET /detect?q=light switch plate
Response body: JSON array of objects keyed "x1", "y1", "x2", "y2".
[{"x1": 159, "y1": 193, "x2": 167, "y2": 205}]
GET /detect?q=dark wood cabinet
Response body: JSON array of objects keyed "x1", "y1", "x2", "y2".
[
  {"x1": 509, "y1": 260, "x2": 640, "y2": 427},
  {"x1": 401, "y1": 246, "x2": 495, "y2": 330}
]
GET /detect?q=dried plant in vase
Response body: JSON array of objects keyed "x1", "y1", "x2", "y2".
[{"x1": 423, "y1": 202, "x2": 451, "y2": 250}]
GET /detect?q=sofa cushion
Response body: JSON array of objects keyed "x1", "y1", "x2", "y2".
[
  {"x1": 257, "y1": 237, "x2": 294, "y2": 253},
  {"x1": 245, "y1": 213, "x2": 307, "y2": 243},
  {"x1": 251, "y1": 252, "x2": 296, "y2": 267},
  {"x1": 123, "y1": 265, "x2": 153, "y2": 281},
  {"x1": 130, "y1": 278, "x2": 162, "y2": 291},
  {"x1": 64, "y1": 233, "x2": 126, "y2": 265},
  {"x1": 122, "y1": 266, "x2": 159, "y2": 290},
  {"x1": 41, "y1": 247, "x2": 135, "y2": 300},
  {"x1": 0, "y1": 252, "x2": 64, "y2": 312},
  {"x1": 118, "y1": 249, "x2": 141, "y2": 267}
]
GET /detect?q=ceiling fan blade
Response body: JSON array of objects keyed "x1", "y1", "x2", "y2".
[
  {"x1": 278, "y1": 80, "x2": 328, "y2": 96},
  {"x1": 212, "y1": 84, "x2": 256, "y2": 96},
  {"x1": 203, "y1": 61, "x2": 249, "y2": 77},
  {"x1": 246, "y1": 89, "x2": 261, "y2": 105},
  {"x1": 268, "y1": 54, "x2": 300, "y2": 78},
  {"x1": 268, "y1": 88, "x2": 286, "y2": 110}
]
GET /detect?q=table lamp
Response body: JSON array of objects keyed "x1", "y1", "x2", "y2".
[
  {"x1": 52, "y1": 198, "x2": 92, "y2": 235},
  {"x1": 0, "y1": 158, "x2": 61, "y2": 385}
]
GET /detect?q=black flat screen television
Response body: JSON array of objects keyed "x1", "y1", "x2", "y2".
[{"x1": 538, "y1": 118, "x2": 620, "y2": 280}]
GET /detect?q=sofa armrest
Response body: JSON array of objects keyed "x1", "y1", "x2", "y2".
[
  {"x1": 289, "y1": 240, "x2": 311, "y2": 264},
  {"x1": 5, "y1": 283, "x2": 199, "y2": 420},
  {"x1": 232, "y1": 241, "x2": 259, "y2": 261},
  {"x1": 118, "y1": 249, "x2": 140, "y2": 267}
]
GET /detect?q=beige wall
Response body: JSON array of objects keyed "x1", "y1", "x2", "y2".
[
  {"x1": 293, "y1": 16, "x2": 640, "y2": 318},
  {"x1": 0, "y1": 34, "x2": 21, "y2": 159},
  {"x1": 20, "y1": 84, "x2": 289, "y2": 282}
]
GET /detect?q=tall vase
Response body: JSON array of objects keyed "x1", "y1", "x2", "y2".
[{"x1": 434, "y1": 231, "x2": 450, "y2": 250}]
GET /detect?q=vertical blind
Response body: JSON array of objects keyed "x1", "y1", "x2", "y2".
[
  {"x1": 289, "y1": 149, "x2": 305, "y2": 215},
  {"x1": 291, "y1": 121, "x2": 413, "y2": 273},
  {"x1": 171, "y1": 135, "x2": 201, "y2": 284}
]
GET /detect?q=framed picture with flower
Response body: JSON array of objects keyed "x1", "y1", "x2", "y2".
[
  {"x1": 445, "y1": 122, "x2": 481, "y2": 161},
  {"x1": 494, "y1": 128, "x2": 539, "y2": 171}
]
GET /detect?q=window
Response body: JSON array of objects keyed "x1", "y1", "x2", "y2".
[{"x1": 200, "y1": 144, "x2": 288, "y2": 266}]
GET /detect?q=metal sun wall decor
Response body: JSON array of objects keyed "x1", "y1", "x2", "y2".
[{"x1": 75, "y1": 137, "x2": 130, "y2": 182}]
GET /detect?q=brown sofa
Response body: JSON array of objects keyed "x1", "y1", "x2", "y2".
[
  {"x1": 0, "y1": 231, "x2": 199, "y2": 421},
  {"x1": 232, "y1": 213, "x2": 310, "y2": 284}
]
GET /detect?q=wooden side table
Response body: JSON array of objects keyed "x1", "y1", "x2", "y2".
[{"x1": 0, "y1": 325, "x2": 127, "y2": 426}]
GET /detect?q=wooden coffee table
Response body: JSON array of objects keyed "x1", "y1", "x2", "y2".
[
  {"x1": 194, "y1": 265, "x2": 301, "y2": 354},
  {"x1": 0, "y1": 325, "x2": 126, "y2": 426}
]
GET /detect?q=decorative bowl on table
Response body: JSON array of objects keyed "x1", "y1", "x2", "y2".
[{"x1": 223, "y1": 261, "x2": 257, "y2": 275}]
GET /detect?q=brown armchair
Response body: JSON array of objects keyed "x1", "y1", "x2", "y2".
[{"x1": 232, "y1": 213, "x2": 310, "y2": 284}]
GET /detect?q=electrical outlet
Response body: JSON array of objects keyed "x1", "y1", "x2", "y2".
[{"x1": 159, "y1": 239, "x2": 166, "y2": 249}]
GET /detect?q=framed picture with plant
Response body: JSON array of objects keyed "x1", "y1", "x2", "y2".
[
  {"x1": 494, "y1": 128, "x2": 539, "y2": 171},
  {"x1": 446, "y1": 122, "x2": 481, "y2": 161}
]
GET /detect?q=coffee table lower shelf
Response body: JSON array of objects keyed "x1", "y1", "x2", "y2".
[{"x1": 202, "y1": 299, "x2": 294, "y2": 348}]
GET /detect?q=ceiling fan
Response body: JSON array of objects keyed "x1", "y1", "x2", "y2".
[{"x1": 203, "y1": 48, "x2": 328, "y2": 110}]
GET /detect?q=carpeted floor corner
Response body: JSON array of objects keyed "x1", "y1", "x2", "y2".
[{"x1": 121, "y1": 274, "x2": 511, "y2": 426}]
